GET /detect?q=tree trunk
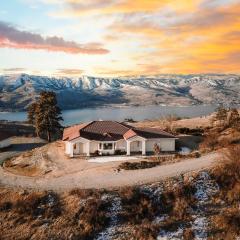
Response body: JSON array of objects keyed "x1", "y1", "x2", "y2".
[
  {"x1": 47, "y1": 130, "x2": 51, "y2": 142},
  {"x1": 35, "y1": 127, "x2": 40, "y2": 138}
]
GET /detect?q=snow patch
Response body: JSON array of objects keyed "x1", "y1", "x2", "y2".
[
  {"x1": 95, "y1": 194, "x2": 122, "y2": 240},
  {"x1": 157, "y1": 227, "x2": 184, "y2": 240},
  {"x1": 191, "y1": 171, "x2": 219, "y2": 240}
]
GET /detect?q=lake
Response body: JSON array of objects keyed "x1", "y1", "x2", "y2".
[{"x1": 0, "y1": 105, "x2": 218, "y2": 126}]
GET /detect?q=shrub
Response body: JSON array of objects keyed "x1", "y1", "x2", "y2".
[
  {"x1": 119, "y1": 161, "x2": 161, "y2": 170},
  {"x1": 115, "y1": 149, "x2": 123, "y2": 155},
  {"x1": 200, "y1": 133, "x2": 218, "y2": 151},
  {"x1": 93, "y1": 150, "x2": 100, "y2": 156},
  {"x1": 213, "y1": 145, "x2": 240, "y2": 190},
  {"x1": 119, "y1": 188, "x2": 158, "y2": 224},
  {"x1": 0, "y1": 201, "x2": 13, "y2": 211},
  {"x1": 72, "y1": 198, "x2": 109, "y2": 239},
  {"x1": 183, "y1": 228, "x2": 195, "y2": 240},
  {"x1": 15, "y1": 192, "x2": 62, "y2": 219},
  {"x1": 132, "y1": 221, "x2": 159, "y2": 240}
]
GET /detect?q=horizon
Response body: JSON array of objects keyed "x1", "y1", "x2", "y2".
[
  {"x1": 1, "y1": 72, "x2": 240, "y2": 79},
  {"x1": 0, "y1": 0, "x2": 240, "y2": 77}
]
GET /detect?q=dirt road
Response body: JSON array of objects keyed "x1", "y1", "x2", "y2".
[{"x1": 0, "y1": 152, "x2": 219, "y2": 191}]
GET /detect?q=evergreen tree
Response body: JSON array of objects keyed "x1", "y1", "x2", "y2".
[
  {"x1": 27, "y1": 91, "x2": 63, "y2": 142},
  {"x1": 27, "y1": 102, "x2": 38, "y2": 125},
  {"x1": 213, "y1": 107, "x2": 228, "y2": 127},
  {"x1": 228, "y1": 108, "x2": 240, "y2": 129},
  {"x1": 27, "y1": 102, "x2": 39, "y2": 136}
]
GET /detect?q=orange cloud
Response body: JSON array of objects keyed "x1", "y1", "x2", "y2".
[
  {"x1": 0, "y1": 21, "x2": 109, "y2": 54},
  {"x1": 55, "y1": 68, "x2": 84, "y2": 76}
]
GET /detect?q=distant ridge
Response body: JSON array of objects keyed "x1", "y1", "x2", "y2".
[{"x1": 0, "y1": 73, "x2": 239, "y2": 111}]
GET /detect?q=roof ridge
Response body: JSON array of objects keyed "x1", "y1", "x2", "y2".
[
  {"x1": 113, "y1": 120, "x2": 132, "y2": 130},
  {"x1": 79, "y1": 121, "x2": 94, "y2": 131}
]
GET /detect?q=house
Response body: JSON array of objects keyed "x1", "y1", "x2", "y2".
[
  {"x1": 0, "y1": 132, "x2": 13, "y2": 149},
  {"x1": 63, "y1": 121, "x2": 177, "y2": 157}
]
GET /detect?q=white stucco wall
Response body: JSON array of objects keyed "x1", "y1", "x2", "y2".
[
  {"x1": 130, "y1": 140, "x2": 142, "y2": 152},
  {"x1": 146, "y1": 138, "x2": 175, "y2": 152},
  {"x1": 0, "y1": 138, "x2": 11, "y2": 149},
  {"x1": 90, "y1": 141, "x2": 98, "y2": 154},
  {"x1": 65, "y1": 141, "x2": 70, "y2": 154},
  {"x1": 116, "y1": 139, "x2": 126, "y2": 151}
]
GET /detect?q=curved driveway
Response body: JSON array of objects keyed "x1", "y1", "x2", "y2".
[{"x1": 0, "y1": 152, "x2": 219, "y2": 191}]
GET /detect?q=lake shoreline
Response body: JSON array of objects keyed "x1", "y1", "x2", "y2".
[{"x1": 0, "y1": 104, "x2": 219, "y2": 126}]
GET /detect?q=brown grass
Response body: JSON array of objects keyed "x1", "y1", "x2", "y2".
[
  {"x1": 119, "y1": 187, "x2": 158, "y2": 224},
  {"x1": 212, "y1": 145, "x2": 240, "y2": 190},
  {"x1": 209, "y1": 145, "x2": 240, "y2": 239},
  {"x1": 0, "y1": 188, "x2": 109, "y2": 240}
]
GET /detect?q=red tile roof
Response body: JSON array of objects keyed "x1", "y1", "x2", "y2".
[
  {"x1": 128, "y1": 127, "x2": 175, "y2": 139},
  {"x1": 62, "y1": 121, "x2": 175, "y2": 141},
  {"x1": 62, "y1": 122, "x2": 91, "y2": 141}
]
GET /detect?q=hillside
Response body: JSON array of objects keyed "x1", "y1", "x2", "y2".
[{"x1": 0, "y1": 74, "x2": 239, "y2": 111}]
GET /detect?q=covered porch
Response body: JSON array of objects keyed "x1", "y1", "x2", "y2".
[
  {"x1": 65, "y1": 136, "x2": 147, "y2": 157},
  {"x1": 65, "y1": 138, "x2": 123, "y2": 157},
  {"x1": 126, "y1": 136, "x2": 146, "y2": 156}
]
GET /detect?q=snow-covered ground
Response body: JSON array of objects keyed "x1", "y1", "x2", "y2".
[
  {"x1": 191, "y1": 171, "x2": 219, "y2": 240},
  {"x1": 95, "y1": 194, "x2": 122, "y2": 240}
]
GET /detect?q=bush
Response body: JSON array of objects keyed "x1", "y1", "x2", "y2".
[
  {"x1": 72, "y1": 198, "x2": 109, "y2": 239},
  {"x1": 213, "y1": 146, "x2": 240, "y2": 190},
  {"x1": 0, "y1": 201, "x2": 13, "y2": 211},
  {"x1": 115, "y1": 149, "x2": 123, "y2": 155},
  {"x1": 132, "y1": 221, "x2": 159, "y2": 240},
  {"x1": 119, "y1": 161, "x2": 161, "y2": 170},
  {"x1": 119, "y1": 188, "x2": 158, "y2": 224},
  {"x1": 200, "y1": 133, "x2": 218, "y2": 151},
  {"x1": 175, "y1": 127, "x2": 204, "y2": 136},
  {"x1": 93, "y1": 150, "x2": 100, "y2": 156},
  {"x1": 15, "y1": 192, "x2": 62, "y2": 219},
  {"x1": 183, "y1": 228, "x2": 195, "y2": 240}
]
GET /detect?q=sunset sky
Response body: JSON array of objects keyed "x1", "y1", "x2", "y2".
[{"x1": 0, "y1": 0, "x2": 239, "y2": 77}]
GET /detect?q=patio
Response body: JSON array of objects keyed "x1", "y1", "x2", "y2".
[{"x1": 88, "y1": 155, "x2": 145, "y2": 163}]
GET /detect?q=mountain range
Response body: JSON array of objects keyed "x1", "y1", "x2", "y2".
[{"x1": 0, "y1": 73, "x2": 239, "y2": 111}]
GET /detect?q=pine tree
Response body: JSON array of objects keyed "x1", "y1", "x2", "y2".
[
  {"x1": 27, "y1": 91, "x2": 63, "y2": 142},
  {"x1": 228, "y1": 108, "x2": 240, "y2": 129},
  {"x1": 27, "y1": 102, "x2": 38, "y2": 125},
  {"x1": 213, "y1": 107, "x2": 228, "y2": 127}
]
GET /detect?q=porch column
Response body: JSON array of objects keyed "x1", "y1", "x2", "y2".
[
  {"x1": 86, "y1": 141, "x2": 90, "y2": 157},
  {"x1": 69, "y1": 142, "x2": 74, "y2": 158},
  {"x1": 142, "y1": 140, "x2": 146, "y2": 155},
  {"x1": 126, "y1": 141, "x2": 131, "y2": 156}
]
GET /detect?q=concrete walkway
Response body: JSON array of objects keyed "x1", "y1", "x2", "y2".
[
  {"x1": 0, "y1": 152, "x2": 220, "y2": 191},
  {"x1": 88, "y1": 155, "x2": 144, "y2": 163}
]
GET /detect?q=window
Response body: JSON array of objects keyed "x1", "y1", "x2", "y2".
[
  {"x1": 74, "y1": 144, "x2": 77, "y2": 150},
  {"x1": 103, "y1": 143, "x2": 113, "y2": 150},
  {"x1": 99, "y1": 143, "x2": 102, "y2": 149}
]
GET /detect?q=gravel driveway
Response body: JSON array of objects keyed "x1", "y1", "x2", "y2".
[{"x1": 0, "y1": 152, "x2": 219, "y2": 191}]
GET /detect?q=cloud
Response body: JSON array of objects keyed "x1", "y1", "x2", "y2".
[
  {"x1": 1, "y1": 68, "x2": 26, "y2": 73},
  {"x1": 0, "y1": 21, "x2": 109, "y2": 54},
  {"x1": 199, "y1": 0, "x2": 240, "y2": 9},
  {"x1": 67, "y1": 0, "x2": 120, "y2": 11},
  {"x1": 55, "y1": 68, "x2": 84, "y2": 76},
  {"x1": 110, "y1": 3, "x2": 239, "y2": 35}
]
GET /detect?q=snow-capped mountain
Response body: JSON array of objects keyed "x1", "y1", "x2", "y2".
[{"x1": 0, "y1": 73, "x2": 239, "y2": 111}]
